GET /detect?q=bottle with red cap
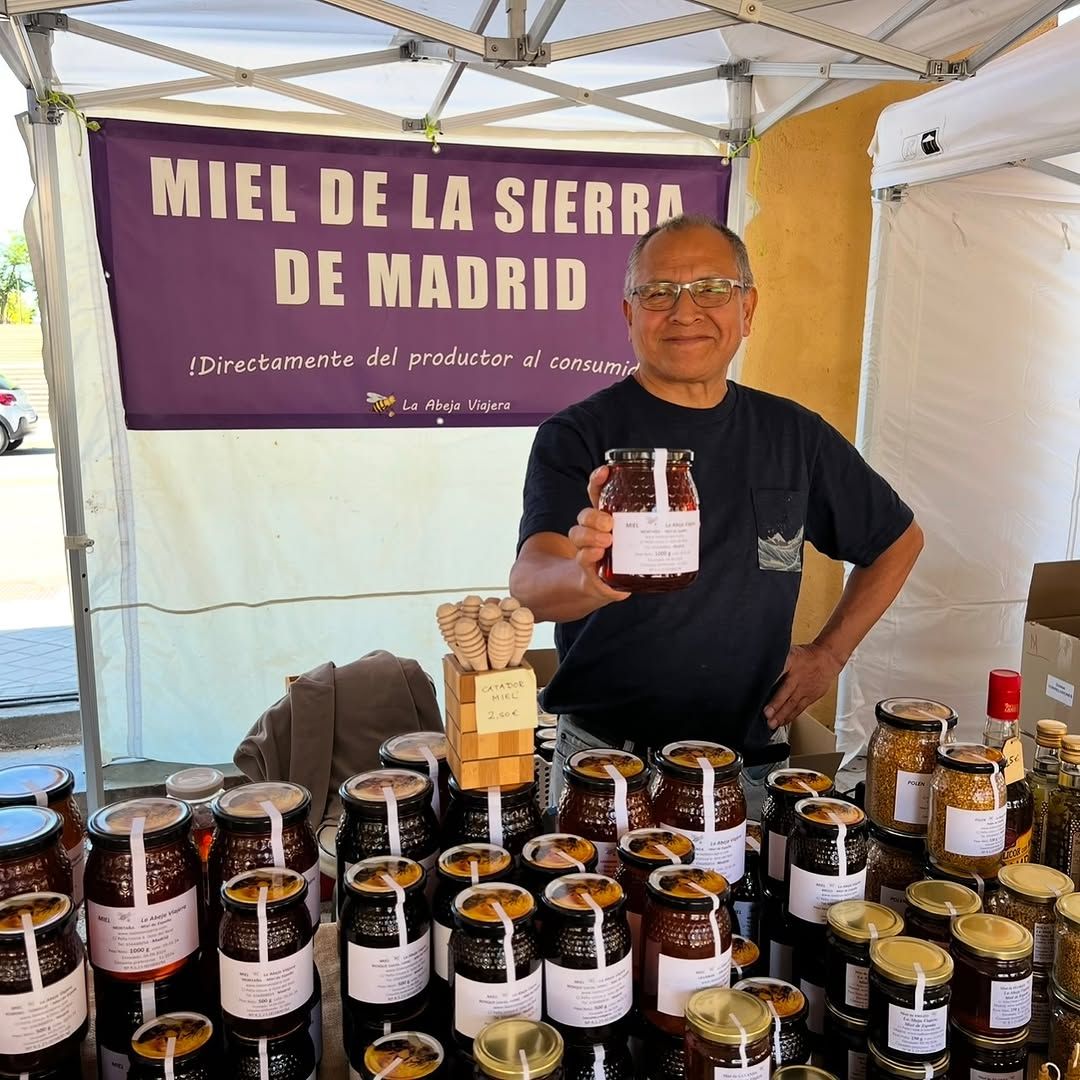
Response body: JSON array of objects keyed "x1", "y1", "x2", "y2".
[{"x1": 982, "y1": 668, "x2": 1034, "y2": 866}]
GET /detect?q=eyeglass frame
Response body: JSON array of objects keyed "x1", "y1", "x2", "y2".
[{"x1": 625, "y1": 276, "x2": 748, "y2": 310}]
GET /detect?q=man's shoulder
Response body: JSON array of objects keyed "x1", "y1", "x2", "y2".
[
  {"x1": 539, "y1": 377, "x2": 637, "y2": 435},
  {"x1": 735, "y1": 382, "x2": 824, "y2": 428}
]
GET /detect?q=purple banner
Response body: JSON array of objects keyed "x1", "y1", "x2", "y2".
[{"x1": 89, "y1": 120, "x2": 730, "y2": 429}]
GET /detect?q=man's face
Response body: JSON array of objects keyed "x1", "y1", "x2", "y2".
[{"x1": 622, "y1": 225, "x2": 758, "y2": 386}]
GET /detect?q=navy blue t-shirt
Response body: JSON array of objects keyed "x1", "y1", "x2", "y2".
[{"x1": 517, "y1": 376, "x2": 913, "y2": 752}]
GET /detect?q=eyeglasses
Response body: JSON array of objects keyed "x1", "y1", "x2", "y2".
[{"x1": 628, "y1": 277, "x2": 745, "y2": 311}]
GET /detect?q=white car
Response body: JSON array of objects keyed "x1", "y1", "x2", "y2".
[{"x1": 0, "y1": 374, "x2": 38, "y2": 453}]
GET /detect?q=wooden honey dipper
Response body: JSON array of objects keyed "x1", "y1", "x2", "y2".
[
  {"x1": 436, "y1": 602, "x2": 471, "y2": 668},
  {"x1": 499, "y1": 596, "x2": 521, "y2": 619},
  {"x1": 478, "y1": 603, "x2": 502, "y2": 639},
  {"x1": 487, "y1": 620, "x2": 515, "y2": 670},
  {"x1": 461, "y1": 595, "x2": 483, "y2": 622},
  {"x1": 508, "y1": 606, "x2": 534, "y2": 666},
  {"x1": 455, "y1": 618, "x2": 488, "y2": 671}
]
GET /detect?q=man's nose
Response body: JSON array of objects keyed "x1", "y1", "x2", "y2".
[{"x1": 668, "y1": 289, "x2": 702, "y2": 321}]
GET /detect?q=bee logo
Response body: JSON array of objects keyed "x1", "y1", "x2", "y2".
[{"x1": 367, "y1": 391, "x2": 397, "y2": 418}]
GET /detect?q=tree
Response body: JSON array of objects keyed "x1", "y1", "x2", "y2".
[{"x1": 0, "y1": 234, "x2": 37, "y2": 325}]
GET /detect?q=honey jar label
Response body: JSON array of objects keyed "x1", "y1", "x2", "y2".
[
  {"x1": 787, "y1": 866, "x2": 867, "y2": 925},
  {"x1": 87, "y1": 887, "x2": 199, "y2": 975},
  {"x1": 1030, "y1": 992, "x2": 1050, "y2": 1042},
  {"x1": 844, "y1": 962, "x2": 869, "y2": 1010},
  {"x1": 594, "y1": 840, "x2": 618, "y2": 878},
  {"x1": 346, "y1": 929, "x2": 430, "y2": 1005},
  {"x1": 433, "y1": 918, "x2": 452, "y2": 981},
  {"x1": 989, "y1": 973, "x2": 1033, "y2": 1028},
  {"x1": 971, "y1": 1072, "x2": 1021, "y2": 1080},
  {"x1": 544, "y1": 952, "x2": 633, "y2": 1027},
  {"x1": 713, "y1": 1061, "x2": 770, "y2": 1080},
  {"x1": 892, "y1": 769, "x2": 931, "y2": 826},
  {"x1": 611, "y1": 511, "x2": 700, "y2": 576},
  {"x1": 660, "y1": 820, "x2": 746, "y2": 882},
  {"x1": 655, "y1": 947, "x2": 732, "y2": 1017},
  {"x1": 766, "y1": 831, "x2": 787, "y2": 883},
  {"x1": 0, "y1": 959, "x2": 87, "y2": 1055},
  {"x1": 1034, "y1": 922, "x2": 1054, "y2": 967},
  {"x1": 452, "y1": 967, "x2": 543, "y2": 1038},
  {"x1": 886, "y1": 1002, "x2": 947, "y2": 1054},
  {"x1": 99, "y1": 1045, "x2": 129, "y2": 1077},
  {"x1": 732, "y1": 901, "x2": 759, "y2": 943},
  {"x1": 219, "y1": 939, "x2": 314, "y2": 1020},
  {"x1": 848, "y1": 1050, "x2": 868, "y2": 1080},
  {"x1": 943, "y1": 804, "x2": 1007, "y2": 857},
  {"x1": 878, "y1": 886, "x2": 907, "y2": 916}
]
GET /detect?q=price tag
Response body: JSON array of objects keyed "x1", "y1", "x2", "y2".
[
  {"x1": 475, "y1": 668, "x2": 538, "y2": 734},
  {"x1": 1001, "y1": 737, "x2": 1026, "y2": 786}
]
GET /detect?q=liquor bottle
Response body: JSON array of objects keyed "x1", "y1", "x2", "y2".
[
  {"x1": 981, "y1": 668, "x2": 1033, "y2": 865},
  {"x1": 1048, "y1": 735, "x2": 1080, "y2": 884},
  {"x1": 1029, "y1": 719, "x2": 1068, "y2": 865}
]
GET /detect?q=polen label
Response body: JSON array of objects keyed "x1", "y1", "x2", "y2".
[{"x1": 943, "y1": 804, "x2": 1006, "y2": 858}]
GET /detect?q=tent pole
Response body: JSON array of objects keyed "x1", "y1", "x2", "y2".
[
  {"x1": 426, "y1": 0, "x2": 501, "y2": 123},
  {"x1": 726, "y1": 72, "x2": 752, "y2": 384},
  {"x1": 966, "y1": 0, "x2": 1071, "y2": 72}
]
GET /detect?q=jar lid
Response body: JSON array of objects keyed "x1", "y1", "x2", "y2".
[
  {"x1": 363, "y1": 1032, "x2": 445, "y2": 1078},
  {"x1": 731, "y1": 977, "x2": 808, "y2": 1021},
  {"x1": 164, "y1": 767, "x2": 224, "y2": 801},
  {"x1": 869, "y1": 937, "x2": 953, "y2": 987},
  {"x1": 453, "y1": 882, "x2": 535, "y2": 926},
  {"x1": 522, "y1": 834, "x2": 599, "y2": 874},
  {"x1": 380, "y1": 731, "x2": 449, "y2": 764},
  {"x1": 827, "y1": 900, "x2": 904, "y2": 943},
  {"x1": 222, "y1": 867, "x2": 308, "y2": 913},
  {"x1": 935, "y1": 742, "x2": 1004, "y2": 774},
  {"x1": 951, "y1": 913, "x2": 1033, "y2": 960},
  {"x1": 345, "y1": 856, "x2": 426, "y2": 897},
  {"x1": 948, "y1": 1021, "x2": 1028, "y2": 1050},
  {"x1": 472, "y1": 1019, "x2": 563, "y2": 1080},
  {"x1": 0, "y1": 892, "x2": 72, "y2": 935},
  {"x1": 646, "y1": 865, "x2": 729, "y2": 909},
  {"x1": 656, "y1": 741, "x2": 741, "y2": 782},
  {"x1": 341, "y1": 769, "x2": 432, "y2": 809},
  {"x1": 213, "y1": 782, "x2": 311, "y2": 830},
  {"x1": 868, "y1": 1041, "x2": 949, "y2": 1078},
  {"x1": 1057, "y1": 892, "x2": 1080, "y2": 928},
  {"x1": 0, "y1": 805, "x2": 63, "y2": 856},
  {"x1": 684, "y1": 988, "x2": 772, "y2": 1045},
  {"x1": 0, "y1": 764, "x2": 75, "y2": 806},
  {"x1": 131, "y1": 1013, "x2": 214, "y2": 1061},
  {"x1": 88, "y1": 798, "x2": 191, "y2": 848},
  {"x1": 1036, "y1": 719, "x2": 1069, "y2": 747},
  {"x1": 542, "y1": 873, "x2": 624, "y2": 917},
  {"x1": 867, "y1": 821, "x2": 926, "y2": 852},
  {"x1": 875, "y1": 698, "x2": 958, "y2": 732},
  {"x1": 906, "y1": 879, "x2": 981, "y2": 917},
  {"x1": 766, "y1": 768, "x2": 833, "y2": 798},
  {"x1": 997, "y1": 863, "x2": 1073, "y2": 902},
  {"x1": 825, "y1": 998, "x2": 868, "y2": 1031},
  {"x1": 731, "y1": 935, "x2": 760, "y2": 970},
  {"x1": 605, "y1": 448, "x2": 693, "y2": 464},
  {"x1": 772, "y1": 1069, "x2": 837, "y2": 1080},
  {"x1": 793, "y1": 797, "x2": 865, "y2": 832},
  {"x1": 616, "y1": 828, "x2": 694, "y2": 868},
  {"x1": 566, "y1": 749, "x2": 646, "y2": 791},
  {"x1": 438, "y1": 843, "x2": 514, "y2": 882}
]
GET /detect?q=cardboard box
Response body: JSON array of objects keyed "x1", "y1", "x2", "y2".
[
  {"x1": 447, "y1": 743, "x2": 534, "y2": 789},
  {"x1": 1021, "y1": 561, "x2": 1080, "y2": 735},
  {"x1": 787, "y1": 712, "x2": 844, "y2": 778},
  {"x1": 446, "y1": 715, "x2": 534, "y2": 761},
  {"x1": 442, "y1": 655, "x2": 538, "y2": 735}
]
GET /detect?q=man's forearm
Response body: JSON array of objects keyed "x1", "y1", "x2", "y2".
[{"x1": 509, "y1": 549, "x2": 604, "y2": 624}]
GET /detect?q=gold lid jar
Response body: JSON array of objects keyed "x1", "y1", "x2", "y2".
[
  {"x1": 866, "y1": 1041, "x2": 949, "y2": 1078},
  {"x1": 825, "y1": 901, "x2": 905, "y2": 1017},
  {"x1": 473, "y1": 1018, "x2": 563, "y2": 1079},
  {"x1": 950, "y1": 913, "x2": 1033, "y2": 1039},
  {"x1": 989, "y1": 863, "x2": 1072, "y2": 970},
  {"x1": 868, "y1": 937, "x2": 953, "y2": 1061},
  {"x1": 684, "y1": 988, "x2": 773, "y2": 1076},
  {"x1": 1055, "y1": 892, "x2": 1080, "y2": 1000}
]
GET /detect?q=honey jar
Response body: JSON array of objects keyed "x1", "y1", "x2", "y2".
[
  {"x1": 441, "y1": 779, "x2": 543, "y2": 856},
  {"x1": 732, "y1": 977, "x2": 811, "y2": 1067},
  {"x1": 563, "y1": 1038, "x2": 635, "y2": 1079},
  {"x1": 731, "y1": 935, "x2": 765, "y2": 982},
  {"x1": 922, "y1": 850, "x2": 998, "y2": 904},
  {"x1": 640, "y1": 1024, "x2": 685, "y2": 1080},
  {"x1": 760, "y1": 769, "x2": 833, "y2": 899},
  {"x1": 949, "y1": 912, "x2": 1033, "y2": 1037},
  {"x1": 598, "y1": 447, "x2": 700, "y2": 593},
  {"x1": 822, "y1": 999, "x2": 869, "y2": 1080},
  {"x1": 903, "y1": 879, "x2": 981, "y2": 951},
  {"x1": 380, "y1": 731, "x2": 451, "y2": 823},
  {"x1": 224, "y1": 1022, "x2": 317, "y2": 1080},
  {"x1": 865, "y1": 1042, "x2": 949, "y2": 1080},
  {"x1": 521, "y1": 834, "x2": 600, "y2": 909},
  {"x1": 732, "y1": 823, "x2": 764, "y2": 943},
  {"x1": 85, "y1": 798, "x2": 200, "y2": 981},
  {"x1": 472, "y1": 1018, "x2": 564, "y2": 1079},
  {"x1": 825, "y1": 901, "x2": 905, "y2": 1018},
  {"x1": 218, "y1": 867, "x2": 314, "y2": 1038},
  {"x1": 355, "y1": 1030, "x2": 446, "y2": 1079},
  {"x1": 0, "y1": 805, "x2": 72, "y2": 907},
  {"x1": 0, "y1": 765, "x2": 86, "y2": 905},
  {"x1": 209, "y1": 782, "x2": 321, "y2": 929},
  {"x1": 642, "y1": 865, "x2": 732, "y2": 1035},
  {"x1": 650, "y1": 741, "x2": 747, "y2": 883},
  {"x1": 683, "y1": 987, "x2": 773, "y2": 1079},
  {"x1": 557, "y1": 750, "x2": 654, "y2": 876},
  {"x1": 0, "y1": 892, "x2": 88, "y2": 1075},
  {"x1": 868, "y1": 937, "x2": 953, "y2": 1061},
  {"x1": 128, "y1": 1012, "x2": 217, "y2": 1079},
  {"x1": 948, "y1": 1023, "x2": 1027, "y2": 1079}
]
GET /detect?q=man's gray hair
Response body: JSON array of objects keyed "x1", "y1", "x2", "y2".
[{"x1": 623, "y1": 214, "x2": 754, "y2": 297}]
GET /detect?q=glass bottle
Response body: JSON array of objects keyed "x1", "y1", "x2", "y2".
[
  {"x1": 981, "y1": 669, "x2": 1033, "y2": 866},
  {"x1": 165, "y1": 767, "x2": 225, "y2": 908},
  {"x1": 1048, "y1": 736, "x2": 1080, "y2": 886},
  {"x1": 1030, "y1": 720, "x2": 1068, "y2": 865}
]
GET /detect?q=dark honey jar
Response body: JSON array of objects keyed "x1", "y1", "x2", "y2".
[
  {"x1": 339, "y1": 856, "x2": 431, "y2": 1026},
  {"x1": 642, "y1": 865, "x2": 732, "y2": 1035},
  {"x1": 338, "y1": 769, "x2": 439, "y2": 897},
  {"x1": 949, "y1": 912, "x2": 1033, "y2": 1038},
  {"x1": 731, "y1": 935, "x2": 765, "y2": 982},
  {"x1": 822, "y1": 999, "x2": 870, "y2": 1080},
  {"x1": 640, "y1": 1024, "x2": 685, "y2": 1080},
  {"x1": 563, "y1": 1037, "x2": 635, "y2": 1079},
  {"x1": 760, "y1": 769, "x2": 834, "y2": 899},
  {"x1": 209, "y1": 782, "x2": 320, "y2": 930},
  {"x1": 356, "y1": 1030, "x2": 447, "y2": 1079},
  {"x1": 903, "y1": 879, "x2": 981, "y2": 951},
  {"x1": 948, "y1": 1022, "x2": 1027, "y2": 1078},
  {"x1": 380, "y1": 732, "x2": 451, "y2": 824},
  {"x1": 521, "y1": 834, "x2": 600, "y2": 906},
  {"x1": 865, "y1": 1041, "x2": 949, "y2": 1080},
  {"x1": 473, "y1": 1018, "x2": 564, "y2": 1079},
  {"x1": 223, "y1": 1021, "x2": 316, "y2": 1080},
  {"x1": 85, "y1": 797, "x2": 200, "y2": 981},
  {"x1": 598, "y1": 447, "x2": 699, "y2": 594},
  {"x1": 649, "y1": 741, "x2": 747, "y2": 883},
  {"x1": 218, "y1": 867, "x2": 314, "y2": 1038},
  {"x1": 824, "y1": 900, "x2": 905, "y2": 1019},
  {"x1": 557, "y1": 750, "x2": 654, "y2": 877},
  {"x1": 441, "y1": 779, "x2": 543, "y2": 856},
  {"x1": 540, "y1": 873, "x2": 633, "y2": 1043},
  {"x1": 732, "y1": 823, "x2": 764, "y2": 943},
  {"x1": 732, "y1": 976, "x2": 811, "y2": 1067},
  {"x1": 0, "y1": 892, "x2": 88, "y2": 1075},
  {"x1": 683, "y1": 987, "x2": 773, "y2": 1079},
  {"x1": 451, "y1": 883, "x2": 542, "y2": 1048},
  {"x1": 128, "y1": 1012, "x2": 217, "y2": 1079},
  {"x1": 0, "y1": 806, "x2": 71, "y2": 906},
  {"x1": 868, "y1": 937, "x2": 953, "y2": 1062},
  {"x1": 0, "y1": 766, "x2": 85, "y2": 906}
]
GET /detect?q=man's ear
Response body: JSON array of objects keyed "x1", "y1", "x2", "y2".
[
  {"x1": 741, "y1": 286, "x2": 759, "y2": 336},
  {"x1": 622, "y1": 296, "x2": 633, "y2": 339}
]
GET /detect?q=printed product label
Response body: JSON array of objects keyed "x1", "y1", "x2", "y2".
[
  {"x1": 1047, "y1": 674, "x2": 1076, "y2": 708},
  {"x1": 453, "y1": 967, "x2": 543, "y2": 1038},
  {"x1": 801, "y1": 977, "x2": 825, "y2": 1035},
  {"x1": 661, "y1": 820, "x2": 746, "y2": 881},
  {"x1": 1003, "y1": 827, "x2": 1032, "y2": 866},
  {"x1": 303, "y1": 860, "x2": 321, "y2": 927},
  {"x1": 732, "y1": 900, "x2": 759, "y2": 943},
  {"x1": 886, "y1": 1002, "x2": 948, "y2": 1054},
  {"x1": 848, "y1": 1050, "x2": 867, "y2": 1080},
  {"x1": 611, "y1": 510, "x2": 700, "y2": 576},
  {"x1": 769, "y1": 940, "x2": 792, "y2": 982},
  {"x1": 656, "y1": 948, "x2": 732, "y2": 1017},
  {"x1": 878, "y1": 885, "x2": 908, "y2": 915},
  {"x1": 593, "y1": 840, "x2": 618, "y2": 878},
  {"x1": 1034, "y1": 922, "x2": 1055, "y2": 967},
  {"x1": 893, "y1": 769, "x2": 931, "y2": 826},
  {"x1": 67, "y1": 841, "x2": 86, "y2": 907},
  {"x1": 87, "y1": 887, "x2": 200, "y2": 974},
  {"x1": 944, "y1": 804, "x2": 1007, "y2": 858},
  {"x1": 972, "y1": 1072, "x2": 1022, "y2": 1080},
  {"x1": 544, "y1": 952, "x2": 633, "y2": 1027},
  {"x1": 347, "y1": 930, "x2": 430, "y2": 1005},
  {"x1": 845, "y1": 962, "x2": 869, "y2": 1010},
  {"x1": 767, "y1": 831, "x2": 787, "y2": 883},
  {"x1": 1031, "y1": 992, "x2": 1050, "y2": 1043},
  {"x1": 1001, "y1": 737, "x2": 1026, "y2": 786},
  {"x1": 434, "y1": 919, "x2": 452, "y2": 981},
  {"x1": 712, "y1": 1060, "x2": 771, "y2": 1080},
  {"x1": 0, "y1": 960, "x2": 87, "y2": 1055},
  {"x1": 220, "y1": 940, "x2": 314, "y2": 1020},
  {"x1": 99, "y1": 1045, "x2": 130, "y2": 1078},
  {"x1": 788, "y1": 865, "x2": 867, "y2": 925},
  {"x1": 989, "y1": 974, "x2": 1033, "y2": 1028}
]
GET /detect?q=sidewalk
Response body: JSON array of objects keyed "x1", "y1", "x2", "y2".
[{"x1": 0, "y1": 625, "x2": 77, "y2": 704}]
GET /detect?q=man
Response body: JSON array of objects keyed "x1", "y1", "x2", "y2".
[{"x1": 510, "y1": 215, "x2": 923, "y2": 798}]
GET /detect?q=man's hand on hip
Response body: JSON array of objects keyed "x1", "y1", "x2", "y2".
[{"x1": 763, "y1": 642, "x2": 844, "y2": 730}]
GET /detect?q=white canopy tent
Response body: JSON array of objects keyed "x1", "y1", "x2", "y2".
[
  {"x1": 0, "y1": 0, "x2": 1062, "y2": 807},
  {"x1": 840, "y1": 16, "x2": 1080, "y2": 750}
]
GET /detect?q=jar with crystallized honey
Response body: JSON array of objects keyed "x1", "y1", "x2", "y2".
[
  {"x1": 733, "y1": 977, "x2": 811, "y2": 1067},
  {"x1": 760, "y1": 769, "x2": 833, "y2": 899},
  {"x1": 521, "y1": 834, "x2": 600, "y2": 910},
  {"x1": 128, "y1": 1012, "x2": 217, "y2": 1079},
  {"x1": 949, "y1": 912, "x2": 1033, "y2": 1038},
  {"x1": 987, "y1": 863, "x2": 1072, "y2": 972},
  {"x1": 441, "y1": 779, "x2": 543, "y2": 857},
  {"x1": 650, "y1": 741, "x2": 747, "y2": 883},
  {"x1": 825, "y1": 901, "x2": 905, "y2": 1019},
  {"x1": 380, "y1": 731, "x2": 451, "y2": 823},
  {"x1": 903, "y1": 879, "x2": 981, "y2": 951},
  {"x1": 0, "y1": 765, "x2": 86, "y2": 906},
  {"x1": 683, "y1": 987, "x2": 773, "y2": 1079},
  {"x1": 226, "y1": 1023, "x2": 317, "y2": 1080},
  {"x1": 86, "y1": 798, "x2": 200, "y2": 981},
  {"x1": 557, "y1": 750, "x2": 654, "y2": 877},
  {"x1": 598, "y1": 448, "x2": 699, "y2": 594},
  {"x1": 473, "y1": 1018, "x2": 564, "y2": 1080},
  {"x1": 355, "y1": 1030, "x2": 447, "y2": 1079},
  {"x1": 0, "y1": 806, "x2": 71, "y2": 904},
  {"x1": 868, "y1": 937, "x2": 952, "y2": 1062}
]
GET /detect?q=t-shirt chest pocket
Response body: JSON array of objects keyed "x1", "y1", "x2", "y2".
[{"x1": 751, "y1": 488, "x2": 807, "y2": 572}]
